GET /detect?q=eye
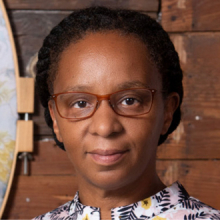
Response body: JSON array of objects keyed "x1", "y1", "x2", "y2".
[
  {"x1": 72, "y1": 100, "x2": 88, "y2": 108},
  {"x1": 121, "y1": 97, "x2": 139, "y2": 106}
]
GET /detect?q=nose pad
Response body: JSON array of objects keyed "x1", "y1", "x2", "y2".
[
  {"x1": 107, "y1": 100, "x2": 115, "y2": 111},
  {"x1": 96, "y1": 99, "x2": 114, "y2": 110},
  {"x1": 108, "y1": 100, "x2": 115, "y2": 108}
]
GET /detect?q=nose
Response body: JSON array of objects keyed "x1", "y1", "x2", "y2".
[{"x1": 88, "y1": 100, "x2": 123, "y2": 138}]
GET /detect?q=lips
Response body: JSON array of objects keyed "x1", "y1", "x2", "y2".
[{"x1": 87, "y1": 149, "x2": 129, "y2": 166}]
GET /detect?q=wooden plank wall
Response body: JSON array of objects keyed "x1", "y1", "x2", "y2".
[
  {"x1": 160, "y1": 0, "x2": 220, "y2": 210},
  {"x1": 2, "y1": 0, "x2": 220, "y2": 218}
]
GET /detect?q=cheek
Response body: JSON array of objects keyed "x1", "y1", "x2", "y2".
[
  {"x1": 126, "y1": 116, "x2": 163, "y2": 170},
  {"x1": 60, "y1": 126, "x2": 86, "y2": 172},
  {"x1": 56, "y1": 119, "x2": 88, "y2": 153},
  {"x1": 127, "y1": 112, "x2": 164, "y2": 148}
]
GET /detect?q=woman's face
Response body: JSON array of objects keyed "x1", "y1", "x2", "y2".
[{"x1": 49, "y1": 32, "x2": 177, "y2": 191}]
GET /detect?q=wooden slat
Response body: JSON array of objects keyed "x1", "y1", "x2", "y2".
[
  {"x1": 17, "y1": 77, "x2": 35, "y2": 113},
  {"x1": 3, "y1": 175, "x2": 78, "y2": 219},
  {"x1": 161, "y1": 0, "x2": 193, "y2": 32},
  {"x1": 157, "y1": 160, "x2": 220, "y2": 209},
  {"x1": 4, "y1": 0, "x2": 158, "y2": 11},
  {"x1": 157, "y1": 33, "x2": 220, "y2": 158},
  {"x1": 16, "y1": 120, "x2": 34, "y2": 153},
  {"x1": 4, "y1": 159, "x2": 220, "y2": 218},
  {"x1": 162, "y1": 0, "x2": 220, "y2": 32},
  {"x1": 16, "y1": 140, "x2": 75, "y2": 175}
]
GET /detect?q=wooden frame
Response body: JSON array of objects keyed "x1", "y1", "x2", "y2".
[{"x1": 0, "y1": 0, "x2": 34, "y2": 218}]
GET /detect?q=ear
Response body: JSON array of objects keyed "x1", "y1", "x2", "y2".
[
  {"x1": 161, "y1": 92, "x2": 180, "y2": 135},
  {"x1": 48, "y1": 100, "x2": 63, "y2": 142}
]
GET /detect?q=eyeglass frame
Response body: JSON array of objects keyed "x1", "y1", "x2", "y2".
[{"x1": 50, "y1": 88, "x2": 157, "y2": 120}]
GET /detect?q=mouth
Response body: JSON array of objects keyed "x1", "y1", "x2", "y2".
[{"x1": 87, "y1": 149, "x2": 129, "y2": 166}]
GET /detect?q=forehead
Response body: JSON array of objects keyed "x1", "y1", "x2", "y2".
[{"x1": 54, "y1": 31, "x2": 161, "y2": 94}]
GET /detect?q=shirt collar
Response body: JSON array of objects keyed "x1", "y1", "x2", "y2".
[{"x1": 68, "y1": 181, "x2": 189, "y2": 220}]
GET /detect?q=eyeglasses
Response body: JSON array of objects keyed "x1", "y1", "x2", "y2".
[{"x1": 50, "y1": 88, "x2": 156, "y2": 120}]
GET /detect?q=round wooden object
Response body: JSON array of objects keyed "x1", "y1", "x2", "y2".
[{"x1": 0, "y1": 0, "x2": 19, "y2": 217}]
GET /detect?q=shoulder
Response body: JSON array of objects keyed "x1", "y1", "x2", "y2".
[
  {"x1": 187, "y1": 196, "x2": 220, "y2": 219},
  {"x1": 32, "y1": 201, "x2": 72, "y2": 220},
  {"x1": 166, "y1": 196, "x2": 220, "y2": 220}
]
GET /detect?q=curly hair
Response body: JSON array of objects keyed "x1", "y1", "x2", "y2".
[{"x1": 36, "y1": 6, "x2": 183, "y2": 151}]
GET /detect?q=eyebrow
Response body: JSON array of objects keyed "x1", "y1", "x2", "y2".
[
  {"x1": 64, "y1": 85, "x2": 93, "y2": 92},
  {"x1": 117, "y1": 81, "x2": 150, "y2": 90},
  {"x1": 64, "y1": 80, "x2": 150, "y2": 93}
]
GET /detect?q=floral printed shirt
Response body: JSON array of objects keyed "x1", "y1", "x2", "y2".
[{"x1": 33, "y1": 182, "x2": 220, "y2": 220}]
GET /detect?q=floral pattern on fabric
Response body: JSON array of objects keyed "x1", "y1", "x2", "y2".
[
  {"x1": 141, "y1": 198, "x2": 152, "y2": 210},
  {"x1": 32, "y1": 182, "x2": 220, "y2": 220}
]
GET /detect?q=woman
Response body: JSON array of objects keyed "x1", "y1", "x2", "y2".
[{"x1": 33, "y1": 7, "x2": 220, "y2": 220}]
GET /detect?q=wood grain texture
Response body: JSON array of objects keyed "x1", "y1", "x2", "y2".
[
  {"x1": 3, "y1": 153, "x2": 220, "y2": 218},
  {"x1": 3, "y1": 175, "x2": 78, "y2": 219},
  {"x1": 17, "y1": 77, "x2": 35, "y2": 113},
  {"x1": 157, "y1": 160, "x2": 220, "y2": 209},
  {"x1": 157, "y1": 33, "x2": 220, "y2": 159},
  {"x1": 16, "y1": 120, "x2": 34, "y2": 153},
  {"x1": 162, "y1": 0, "x2": 220, "y2": 32},
  {"x1": 4, "y1": 0, "x2": 158, "y2": 11},
  {"x1": 15, "y1": 140, "x2": 75, "y2": 176}
]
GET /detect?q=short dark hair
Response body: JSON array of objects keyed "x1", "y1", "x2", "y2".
[{"x1": 36, "y1": 6, "x2": 183, "y2": 151}]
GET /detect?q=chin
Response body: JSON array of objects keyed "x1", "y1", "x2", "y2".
[{"x1": 85, "y1": 168, "x2": 139, "y2": 192}]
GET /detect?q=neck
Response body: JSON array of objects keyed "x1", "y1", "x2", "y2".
[{"x1": 77, "y1": 170, "x2": 165, "y2": 220}]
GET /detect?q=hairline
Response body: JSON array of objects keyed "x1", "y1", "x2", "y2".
[{"x1": 47, "y1": 29, "x2": 161, "y2": 96}]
